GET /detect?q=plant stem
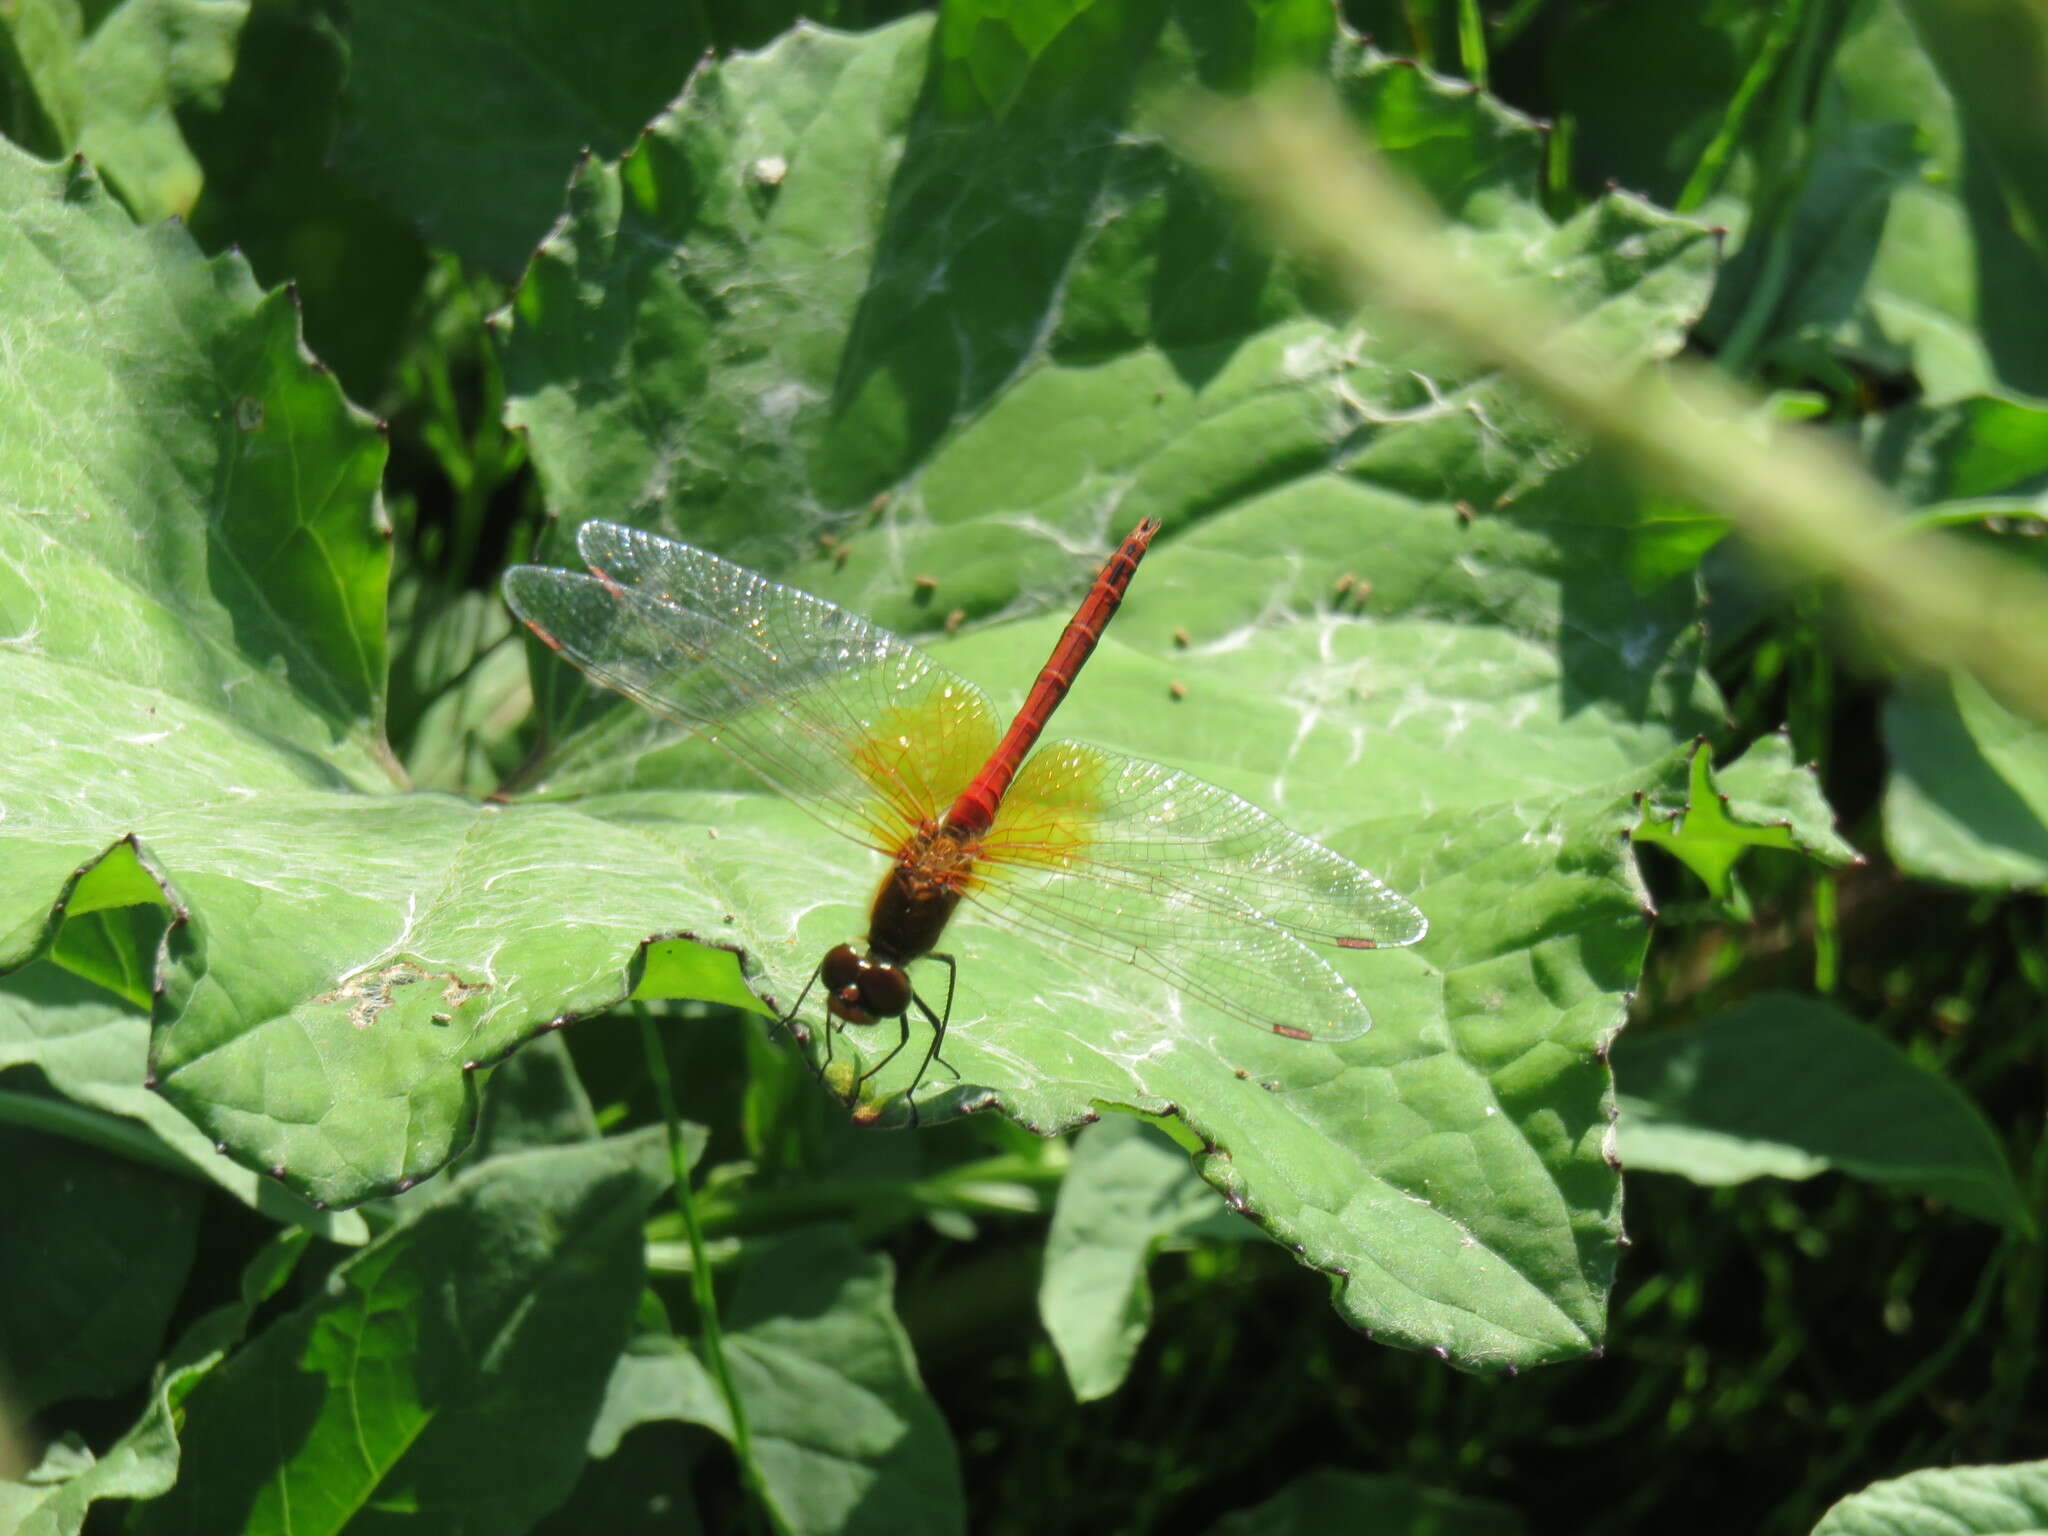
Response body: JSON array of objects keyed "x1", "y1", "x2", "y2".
[
  {"x1": 1455, "y1": 0, "x2": 1488, "y2": 87},
  {"x1": 635, "y1": 1005, "x2": 778, "y2": 1536}
]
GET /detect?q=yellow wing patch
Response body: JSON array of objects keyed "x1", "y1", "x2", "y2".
[
  {"x1": 979, "y1": 740, "x2": 1113, "y2": 867},
  {"x1": 847, "y1": 677, "x2": 1002, "y2": 838}
]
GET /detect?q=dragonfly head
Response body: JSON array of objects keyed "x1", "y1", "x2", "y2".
[{"x1": 822, "y1": 943, "x2": 911, "y2": 1023}]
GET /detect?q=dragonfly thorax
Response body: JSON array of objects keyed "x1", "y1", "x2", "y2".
[{"x1": 867, "y1": 824, "x2": 976, "y2": 965}]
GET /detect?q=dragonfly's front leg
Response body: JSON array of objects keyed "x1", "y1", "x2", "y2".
[{"x1": 775, "y1": 959, "x2": 832, "y2": 1080}]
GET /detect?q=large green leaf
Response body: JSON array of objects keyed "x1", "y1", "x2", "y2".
[
  {"x1": 1038, "y1": 1116, "x2": 1242, "y2": 1403},
  {"x1": 129, "y1": 1132, "x2": 671, "y2": 1535},
  {"x1": 1867, "y1": 393, "x2": 2048, "y2": 888},
  {"x1": 497, "y1": 9, "x2": 1721, "y2": 1372},
  {"x1": 1615, "y1": 992, "x2": 2031, "y2": 1232},
  {"x1": 0, "y1": 141, "x2": 767, "y2": 1209},
  {"x1": 1885, "y1": 670, "x2": 2048, "y2": 891},
  {"x1": 0, "y1": 949, "x2": 367, "y2": 1240},
  {"x1": 333, "y1": 0, "x2": 715, "y2": 277},
  {"x1": 1812, "y1": 1459, "x2": 2048, "y2": 1536},
  {"x1": 592, "y1": 1224, "x2": 965, "y2": 1536},
  {"x1": 0, "y1": 1226, "x2": 308, "y2": 1536},
  {"x1": 182, "y1": 0, "x2": 431, "y2": 399},
  {"x1": 0, "y1": 1124, "x2": 199, "y2": 1416}
]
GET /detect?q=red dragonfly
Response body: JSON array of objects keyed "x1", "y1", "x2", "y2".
[{"x1": 505, "y1": 519, "x2": 1425, "y2": 1113}]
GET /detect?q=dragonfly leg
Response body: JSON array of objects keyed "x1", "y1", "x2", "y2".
[
  {"x1": 893, "y1": 957, "x2": 963, "y2": 1128},
  {"x1": 851, "y1": 1013, "x2": 913, "y2": 1099},
  {"x1": 775, "y1": 961, "x2": 834, "y2": 1084},
  {"x1": 924, "y1": 953, "x2": 961, "y2": 1081}
]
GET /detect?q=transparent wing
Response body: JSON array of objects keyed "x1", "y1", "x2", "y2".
[
  {"x1": 504, "y1": 521, "x2": 1000, "y2": 853},
  {"x1": 965, "y1": 741, "x2": 1426, "y2": 1041}
]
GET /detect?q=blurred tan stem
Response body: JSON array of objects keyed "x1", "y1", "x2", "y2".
[{"x1": 1174, "y1": 83, "x2": 2048, "y2": 726}]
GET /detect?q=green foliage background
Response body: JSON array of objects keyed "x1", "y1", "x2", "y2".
[{"x1": 1, "y1": 1, "x2": 2043, "y2": 1533}]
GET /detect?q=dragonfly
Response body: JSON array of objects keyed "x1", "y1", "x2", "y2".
[{"x1": 504, "y1": 518, "x2": 1426, "y2": 1117}]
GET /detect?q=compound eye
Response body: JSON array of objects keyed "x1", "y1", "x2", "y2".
[
  {"x1": 821, "y1": 944, "x2": 862, "y2": 990},
  {"x1": 858, "y1": 965, "x2": 911, "y2": 1018}
]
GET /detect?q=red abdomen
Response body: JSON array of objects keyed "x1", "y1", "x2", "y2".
[{"x1": 944, "y1": 517, "x2": 1162, "y2": 834}]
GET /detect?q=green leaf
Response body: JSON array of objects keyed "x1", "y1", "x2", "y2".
[
  {"x1": 1712, "y1": 0, "x2": 2048, "y2": 398},
  {"x1": 0, "y1": 0, "x2": 251, "y2": 220},
  {"x1": 1634, "y1": 735, "x2": 1860, "y2": 904},
  {"x1": 590, "y1": 1336, "x2": 732, "y2": 1453},
  {"x1": 595, "y1": 1226, "x2": 965, "y2": 1536},
  {"x1": 0, "y1": 140, "x2": 783, "y2": 1209},
  {"x1": 0, "y1": 1125, "x2": 199, "y2": 1415},
  {"x1": 334, "y1": 0, "x2": 715, "y2": 276},
  {"x1": 1868, "y1": 392, "x2": 2048, "y2": 514},
  {"x1": 182, "y1": 0, "x2": 431, "y2": 399},
  {"x1": 0, "y1": 962, "x2": 367, "y2": 1240},
  {"x1": 1886, "y1": 669, "x2": 2048, "y2": 892},
  {"x1": 0, "y1": 0, "x2": 84, "y2": 158},
  {"x1": 1202, "y1": 1467, "x2": 1527, "y2": 1536},
  {"x1": 1897, "y1": 0, "x2": 2048, "y2": 287},
  {"x1": 72, "y1": 0, "x2": 249, "y2": 220},
  {"x1": 634, "y1": 937, "x2": 774, "y2": 1016},
  {"x1": 1858, "y1": 392, "x2": 2048, "y2": 889},
  {"x1": 386, "y1": 583, "x2": 531, "y2": 795},
  {"x1": 494, "y1": 14, "x2": 1723, "y2": 1370},
  {"x1": 0, "y1": 1226, "x2": 308, "y2": 1536},
  {"x1": 0, "y1": 147, "x2": 394, "y2": 902},
  {"x1": 1626, "y1": 492, "x2": 1731, "y2": 591},
  {"x1": 1812, "y1": 1459, "x2": 2048, "y2": 1536},
  {"x1": 1038, "y1": 1116, "x2": 1240, "y2": 1403},
  {"x1": 464, "y1": 1028, "x2": 602, "y2": 1159},
  {"x1": 1614, "y1": 992, "x2": 2032, "y2": 1233},
  {"x1": 129, "y1": 1131, "x2": 672, "y2": 1536},
  {"x1": 535, "y1": 1413, "x2": 709, "y2": 1536},
  {"x1": 1545, "y1": 2, "x2": 1777, "y2": 210}
]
